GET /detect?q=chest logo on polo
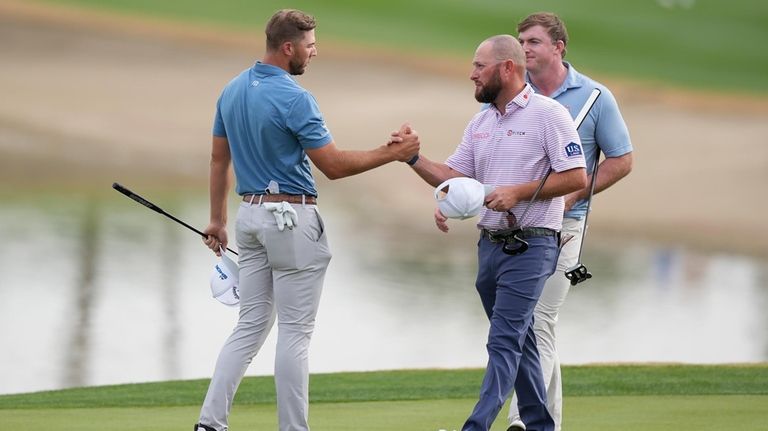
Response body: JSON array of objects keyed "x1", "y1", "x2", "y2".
[
  {"x1": 250, "y1": 80, "x2": 260, "y2": 87},
  {"x1": 507, "y1": 130, "x2": 525, "y2": 136},
  {"x1": 565, "y1": 142, "x2": 582, "y2": 157}
]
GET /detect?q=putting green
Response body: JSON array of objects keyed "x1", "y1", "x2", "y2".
[{"x1": 2, "y1": 395, "x2": 766, "y2": 430}]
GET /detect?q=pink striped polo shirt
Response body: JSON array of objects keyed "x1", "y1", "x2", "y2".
[{"x1": 445, "y1": 84, "x2": 585, "y2": 231}]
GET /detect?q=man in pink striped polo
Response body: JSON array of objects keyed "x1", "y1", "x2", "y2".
[{"x1": 400, "y1": 35, "x2": 587, "y2": 431}]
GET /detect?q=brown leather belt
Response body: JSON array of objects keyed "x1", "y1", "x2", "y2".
[{"x1": 242, "y1": 194, "x2": 317, "y2": 205}]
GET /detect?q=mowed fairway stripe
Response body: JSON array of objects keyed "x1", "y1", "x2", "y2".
[{"x1": 2, "y1": 395, "x2": 765, "y2": 431}]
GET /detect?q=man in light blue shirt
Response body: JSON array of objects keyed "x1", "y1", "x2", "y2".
[
  {"x1": 212, "y1": 61, "x2": 331, "y2": 197},
  {"x1": 533, "y1": 67, "x2": 633, "y2": 219},
  {"x1": 196, "y1": 9, "x2": 419, "y2": 431},
  {"x1": 506, "y1": 12, "x2": 633, "y2": 431}
]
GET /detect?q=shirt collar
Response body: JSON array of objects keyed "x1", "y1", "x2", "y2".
[
  {"x1": 252, "y1": 61, "x2": 290, "y2": 77},
  {"x1": 511, "y1": 83, "x2": 534, "y2": 108},
  {"x1": 526, "y1": 62, "x2": 585, "y2": 99},
  {"x1": 491, "y1": 83, "x2": 534, "y2": 116}
]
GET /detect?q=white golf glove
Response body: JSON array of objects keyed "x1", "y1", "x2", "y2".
[{"x1": 263, "y1": 201, "x2": 299, "y2": 231}]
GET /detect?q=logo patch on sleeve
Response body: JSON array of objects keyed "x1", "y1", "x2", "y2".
[{"x1": 565, "y1": 142, "x2": 582, "y2": 157}]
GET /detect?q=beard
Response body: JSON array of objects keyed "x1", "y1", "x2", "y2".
[
  {"x1": 288, "y1": 57, "x2": 307, "y2": 75},
  {"x1": 474, "y1": 67, "x2": 502, "y2": 104}
]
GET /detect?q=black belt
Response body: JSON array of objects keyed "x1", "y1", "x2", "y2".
[{"x1": 480, "y1": 227, "x2": 558, "y2": 243}]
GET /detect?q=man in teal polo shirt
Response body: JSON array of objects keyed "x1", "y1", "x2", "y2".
[
  {"x1": 506, "y1": 12, "x2": 634, "y2": 431},
  {"x1": 195, "y1": 9, "x2": 419, "y2": 431}
]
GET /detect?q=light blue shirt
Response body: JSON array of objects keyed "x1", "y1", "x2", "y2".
[
  {"x1": 527, "y1": 63, "x2": 633, "y2": 219},
  {"x1": 213, "y1": 62, "x2": 332, "y2": 196}
]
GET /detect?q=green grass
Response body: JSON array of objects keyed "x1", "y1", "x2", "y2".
[
  {"x1": 2, "y1": 365, "x2": 766, "y2": 409},
  {"x1": 1, "y1": 366, "x2": 767, "y2": 430},
  {"x1": 2, "y1": 397, "x2": 767, "y2": 430},
  {"x1": 37, "y1": 0, "x2": 768, "y2": 94}
]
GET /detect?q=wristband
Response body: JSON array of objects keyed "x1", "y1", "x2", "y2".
[{"x1": 405, "y1": 154, "x2": 420, "y2": 166}]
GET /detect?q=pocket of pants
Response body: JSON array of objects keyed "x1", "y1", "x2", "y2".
[
  {"x1": 264, "y1": 206, "x2": 331, "y2": 270},
  {"x1": 312, "y1": 208, "x2": 332, "y2": 265}
]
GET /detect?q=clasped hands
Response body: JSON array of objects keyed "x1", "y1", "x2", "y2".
[{"x1": 387, "y1": 122, "x2": 420, "y2": 162}]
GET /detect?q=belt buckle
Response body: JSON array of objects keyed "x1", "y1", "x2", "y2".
[
  {"x1": 484, "y1": 228, "x2": 529, "y2": 255},
  {"x1": 484, "y1": 229, "x2": 504, "y2": 243}
]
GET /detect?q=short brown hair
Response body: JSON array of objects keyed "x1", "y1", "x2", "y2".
[
  {"x1": 265, "y1": 9, "x2": 316, "y2": 52},
  {"x1": 517, "y1": 12, "x2": 569, "y2": 58}
]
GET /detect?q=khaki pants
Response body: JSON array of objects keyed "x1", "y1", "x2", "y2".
[
  {"x1": 199, "y1": 201, "x2": 332, "y2": 431},
  {"x1": 508, "y1": 217, "x2": 585, "y2": 431}
]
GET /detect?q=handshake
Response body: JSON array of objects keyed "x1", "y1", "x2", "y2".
[{"x1": 387, "y1": 122, "x2": 420, "y2": 163}]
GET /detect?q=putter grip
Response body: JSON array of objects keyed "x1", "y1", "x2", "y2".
[{"x1": 112, "y1": 182, "x2": 164, "y2": 214}]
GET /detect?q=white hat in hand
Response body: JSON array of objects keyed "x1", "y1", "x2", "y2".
[
  {"x1": 435, "y1": 177, "x2": 494, "y2": 220},
  {"x1": 263, "y1": 201, "x2": 299, "y2": 231},
  {"x1": 210, "y1": 248, "x2": 240, "y2": 307}
]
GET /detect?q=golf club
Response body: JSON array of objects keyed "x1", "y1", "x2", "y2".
[
  {"x1": 112, "y1": 182, "x2": 238, "y2": 256},
  {"x1": 500, "y1": 89, "x2": 602, "y2": 259},
  {"x1": 564, "y1": 88, "x2": 602, "y2": 285},
  {"x1": 564, "y1": 149, "x2": 599, "y2": 285}
]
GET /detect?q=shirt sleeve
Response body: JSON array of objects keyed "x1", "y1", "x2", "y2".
[
  {"x1": 212, "y1": 95, "x2": 226, "y2": 137},
  {"x1": 445, "y1": 118, "x2": 478, "y2": 178},
  {"x1": 595, "y1": 87, "x2": 633, "y2": 157},
  {"x1": 544, "y1": 103, "x2": 586, "y2": 172},
  {"x1": 286, "y1": 91, "x2": 333, "y2": 149}
]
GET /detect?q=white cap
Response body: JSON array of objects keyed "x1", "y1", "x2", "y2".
[
  {"x1": 209, "y1": 250, "x2": 240, "y2": 307},
  {"x1": 434, "y1": 177, "x2": 494, "y2": 220}
]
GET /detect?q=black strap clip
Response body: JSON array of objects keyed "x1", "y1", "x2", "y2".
[{"x1": 491, "y1": 228, "x2": 529, "y2": 256}]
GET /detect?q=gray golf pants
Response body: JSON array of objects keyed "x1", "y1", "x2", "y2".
[
  {"x1": 508, "y1": 217, "x2": 585, "y2": 431},
  {"x1": 199, "y1": 201, "x2": 332, "y2": 431}
]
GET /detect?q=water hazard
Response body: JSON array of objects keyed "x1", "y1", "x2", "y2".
[{"x1": 1, "y1": 191, "x2": 766, "y2": 395}]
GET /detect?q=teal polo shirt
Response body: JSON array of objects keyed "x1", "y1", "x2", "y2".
[
  {"x1": 528, "y1": 63, "x2": 633, "y2": 219},
  {"x1": 213, "y1": 62, "x2": 333, "y2": 196}
]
